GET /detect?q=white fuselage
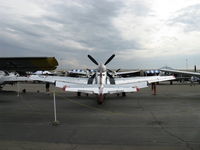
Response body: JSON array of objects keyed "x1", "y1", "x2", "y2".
[
  {"x1": 0, "y1": 72, "x2": 19, "y2": 85},
  {"x1": 95, "y1": 63, "x2": 107, "y2": 95}
]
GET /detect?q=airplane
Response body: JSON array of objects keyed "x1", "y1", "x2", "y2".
[
  {"x1": 0, "y1": 57, "x2": 58, "y2": 89},
  {"x1": 160, "y1": 67, "x2": 200, "y2": 83},
  {"x1": 29, "y1": 54, "x2": 175, "y2": 104},
  {"x1": 33, "y1": 70, "x2": 54, "y2": 75},
  {"x1": 67, "y1": 68, "x2": 141, "y2": 78},
  {"x1": 0, "y1": 71, "x2": 31, "y2": 88},
  {"x1": 67, "y1": 69, "x2": 93, "y2": 77},
  {"x1": 145, "y1": 70, "x2": 161, "y2": 76},
  {"x1": 108, "y1": 69, "x2": 141, "y2": 78}
]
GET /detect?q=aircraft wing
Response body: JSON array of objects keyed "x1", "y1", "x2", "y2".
[
  {"x1": 0, "y1": 75, "x2": 32, "y2": 84},
  {"x1": 30, "y1": 75, "x2": 149, "y2": 94},
  {"x1": 55, "y1": 76, "x2": 168, "y2": 94},
  {"x1": 30, "y1": 75, "x2": 88, "y2": 84},
  {"x1": 56, "y1": 81, "x2": 99, "y2": 94},
  {"x1": 29, "y1": 75, "x2": 175, "y2": 94},
  {"x1": 115, "y1": 75, "x2": 175, "y2": 84},
  {"x1": 0, "y1": 57, "x2": 58, "y2": 72},
  {"x1": 102, "y1": 81, "x2": 148, "y2": 94},
  {"x1": 160, "y1": 68, "x2": 200, "y2": 77}
]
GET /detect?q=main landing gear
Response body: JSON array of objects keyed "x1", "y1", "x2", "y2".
[
  {"x1": 122, "y1": 92, "x2": 126, "y2": 97},
  {"x1": 97, "y1": 94, "x2": 104, "y2": 105},
  {"x1": 117, "y1": 92, "x2": 126, "y2": 97},
  {"x1": 151, "y1": 83, "x2": 157, "y2": 95},
  {"x1": 77, "y1": 92, "x2": 81, "y2": 96}
]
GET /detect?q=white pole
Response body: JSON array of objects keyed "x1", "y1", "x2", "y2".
[
  {"x1": 52, "y1": 85, "x2": 60, "y2": 126},
  {"x1": 53, "y1": 90, "x2": 57, "y2": 122}
]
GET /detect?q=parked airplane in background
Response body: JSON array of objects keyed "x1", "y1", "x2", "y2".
[
  {"x1": 160, "y1": 67, "x2": 200, "y2": 83},
  {"x1": 67, "y1": 69, "x2": 94, "y2": 77},
  {"x1": 0, "y1": 57, "x2": 58, "y2": 89},
  {"x1": 33, "y1": 71, "x2": 54, "y2": 75},
  {"x1": 0, "y1": 71, "x2": 31, "y2": 89},
  {"x1": 30, "y1": 54, "x2": 175, "y2": 104},
  {"x1": 67, "y1": 68, "x2": 140, "y2": 78}
]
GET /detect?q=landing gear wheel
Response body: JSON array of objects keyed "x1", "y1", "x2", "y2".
[
  {"x1": 97, "y1": 100, "x2": 103, "y2": 105},
  {"x1": 97, "y1": 94, "x2": 104, "y2": 105},
  {"x1": 122, "y1": 92, "x2": 126, "y2": 97},
  {"x1": 77, "y1": 92, "x2": 81, "y2": 96}
]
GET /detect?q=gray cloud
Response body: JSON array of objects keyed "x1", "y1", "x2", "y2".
[
  {"x1": 170, "y1": 4, "x2": 200, "y2": 32},
  {"x1": 0, "y1": 0, "x2": 141, "y2": 69},
  {"x1": 1, "y1": 0, "x2": 200, "y2": 69},
  {"x1": 46, "y1": 0, "x2": 140, "y2": 51}
]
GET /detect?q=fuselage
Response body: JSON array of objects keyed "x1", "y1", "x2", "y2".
[{"x1": 95, "y1": 63, "x2": 108, "y2": 103}]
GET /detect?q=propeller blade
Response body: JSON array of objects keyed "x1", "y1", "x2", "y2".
[
  {"x1": 87, "y1": 73, "x2": 96, "y2": 84},
  {"x1": 88, "y1": 55, "x2": 99, "y2": 65},
  {"x1": 107, "y1": 72, "x2": 113, "y2": 78},
  {"x1": 104, "y1": 54, "x2": 115, "y2": 65},
  {"x1": 107, "y1": 69, "x2": 113, "y2": 72}
]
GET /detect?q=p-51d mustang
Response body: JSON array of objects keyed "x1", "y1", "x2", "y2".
[{"x1": 30, "y1": 54, "x2": 175, "y2": 104}]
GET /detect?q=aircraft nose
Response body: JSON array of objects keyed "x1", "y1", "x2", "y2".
[{"x1": 98, "y1": 64, "x2": 106, "y2": 72}]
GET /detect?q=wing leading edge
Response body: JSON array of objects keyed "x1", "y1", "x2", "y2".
[
  {"x1": 160, "y1": 68, "x2": 200, "y2": 77},
  {"x1": 115, "y1": 76, "x2": 175, "y2": 84}
]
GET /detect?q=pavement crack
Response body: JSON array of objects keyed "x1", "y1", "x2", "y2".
[
  {"x1": 138, "y1": 98, "x2": 194, "y2": 150},
  {"x1": 150, "y1": 111, "x2": 194, "y2": 150},
  {"x1": 68, "y1": 129, "x2": 78, "y2": 150}
]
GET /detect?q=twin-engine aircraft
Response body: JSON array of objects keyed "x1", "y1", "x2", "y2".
[{"x1": 30, "y1": 54, "x2": 175, "y2": 104}]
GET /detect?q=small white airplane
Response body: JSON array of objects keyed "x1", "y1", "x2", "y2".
[
  {"x1": 0, "y1": 57, "x2": 58, "y2": 90},
  {"x1": 0, "y1": 71, "x2": 31, "y2": 89},
  {"x1": 33, "y1": 70, "x2": 53, "y2": 75},
  {"x1": 67, "y1": 69, "x2": 92, "y2": 77},
  {"x1": 30, "y1": 54, "x2": 175, "y2": 104},
  {"x1": 68, "y1": 68, "x2": 140, "y2": 78}
]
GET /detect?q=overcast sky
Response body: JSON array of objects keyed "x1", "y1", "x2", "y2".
[{"x1": 0, "y1": 0, "x2": 200, "y2": 70}]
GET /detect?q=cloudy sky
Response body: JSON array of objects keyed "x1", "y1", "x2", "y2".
[{"x1": 0, "y1": 0, "x2": 200, "y2": 70}]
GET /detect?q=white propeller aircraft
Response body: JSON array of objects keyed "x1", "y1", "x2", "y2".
[
  {"x1": 0, "y1": 57, "x2": 58, "y2": 90},
  {"x1": 30, "y1": 54, "x2": 175, "y2": 104},
  {"x1": 0, "y1": 71, "x2": 31, "y2": 89}
]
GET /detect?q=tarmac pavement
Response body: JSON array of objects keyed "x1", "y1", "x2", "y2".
[{"x1": 0, "y1": 83, "x2": 200, "y2": 150}]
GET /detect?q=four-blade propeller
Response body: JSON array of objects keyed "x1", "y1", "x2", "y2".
[
  {"x1": 88, "y1": 55, "x2": 99, "y2": 65},
  {"x1": 88, "y1": 54, "x2": 115, "y2": 66}
]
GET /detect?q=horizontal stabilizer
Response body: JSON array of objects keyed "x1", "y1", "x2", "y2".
[{"x1": 56, "y1": 81, "x2": 99, "y2": 94}]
